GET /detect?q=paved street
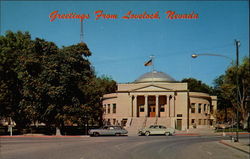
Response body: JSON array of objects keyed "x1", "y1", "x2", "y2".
[{"x1": 0, "y1": 135, "x2": 249, "y2": 159}]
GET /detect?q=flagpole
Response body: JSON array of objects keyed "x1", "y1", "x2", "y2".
[
  {"x1": 144, "y1": 55, "x2": 155, "y2": 83},
  {"x1": 150, "y1": 55, "x2": 155, "y2": 84},
  {"x1": 150, "y1": 55, "x2": 155, "y2": 72}
]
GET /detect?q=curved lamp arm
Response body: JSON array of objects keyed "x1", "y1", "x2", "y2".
[{"x1": 191, "y1": 53, "x2": 233, "y2": 62}]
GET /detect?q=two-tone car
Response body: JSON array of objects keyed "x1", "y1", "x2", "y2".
[
  {"x1": 138, "y1": 125, "x2": 175, "y2": 136},
  {"x1": 89, "y1": 126, "x2": 128, "y2": 136}
]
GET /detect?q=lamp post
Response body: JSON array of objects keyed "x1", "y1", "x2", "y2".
[{"x1": 191, "y1": 40, "x2": 240, "y2": 142}]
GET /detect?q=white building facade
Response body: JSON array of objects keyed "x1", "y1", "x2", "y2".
[{"x1": 102, "y1": 71, "x2": 217, "y2": 131}]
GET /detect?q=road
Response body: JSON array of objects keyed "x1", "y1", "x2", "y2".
[{"x1": 0, "y1": 135, "x2": 249, "y2": 159}]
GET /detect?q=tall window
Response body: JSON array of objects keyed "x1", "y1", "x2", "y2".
[
  {"x1": 113, "y1": 104, "x2": 116, "y2": 114},
  {"x1": 108, "y1": 104, "x2": 110, "y2": 114},
  {"x1": 198, "y1": 104, "x2": 202, "y2": 113},
  {"x1": 160, "y1": 104, "x2": 165, "y2": 112},
  {"x1": 204, "y1": 104, "x2": 206, "y2": 113},
  {"x1": 191, "y1": 119, "x2": 195, "y2": 124},
  {"x1": 139, "y1": 105, "x2": 144, "y2": 112},
  {"x1": 191, "y1": 103, "x2": 195, "y2": 113}
]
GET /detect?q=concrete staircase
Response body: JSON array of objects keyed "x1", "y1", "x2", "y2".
[
  {"x1": 126, "y1": 117, "x2": 145, "y2": 135},
  {"x1": 126, "y1": 117, "x2": 174, "y2": 135},
  {"x1": 157, "y1": 117, "x2": 171, "y2": 127},
  {"x1": 146, "y1": 118, "x2": 157, "y2": 127}
]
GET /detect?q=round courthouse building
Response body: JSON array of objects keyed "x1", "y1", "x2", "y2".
[{"x1": 102, "y1": 70, "x2": 217, "y2": 131}]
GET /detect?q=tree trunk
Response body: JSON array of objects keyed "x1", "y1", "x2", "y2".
[
  {"x1": 56, "y1": 127, "x2": 61, "y2": 136},
  {"x1": 242, "y1": 112, "x2": 249, "y2": 129}
]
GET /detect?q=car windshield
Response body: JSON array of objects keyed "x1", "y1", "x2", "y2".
[
  {"x1": 114, "y1": 126, "x2": 121, "y2": 130},
  {"x1": 159, "y1": 126, "x2": 166, "y2": 129},
  {"x1": 108, "y1": 127, "x2": 114, "y2": 130}
]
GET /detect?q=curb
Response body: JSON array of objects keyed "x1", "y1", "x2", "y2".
[
  {"x1": 175, "y1": 133, "x2": 199, "y2": 136},
  {"x1": 219, "y1": 140, "x2": 250, "y2": 154},
  {"x1": 0, "y1": 135, "x2": 90, "y2": 138}
]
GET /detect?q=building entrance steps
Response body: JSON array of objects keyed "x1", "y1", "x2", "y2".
[
  {"x1": 126, "y1": 117, "x2": 173, "y2": 135},
  {"x1": 126, "y1": 118, "x2": 145, "y2": 135},
  {"x1": 157, "y1": 118, "x2": 171, "y2": 127},
  {"x1": 145, "y1": 118, "x2": 157, "y2": 127}
]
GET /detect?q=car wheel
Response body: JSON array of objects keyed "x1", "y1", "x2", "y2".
[
  {"x1": 138, "y1": 131, "x2": 143, "y2": 136},
  {"x1": 115, "y1": 133, "x2": 121, "y2": 136},
  {"x1": 165, "y1": 132, "x2": 170, "y2": 136},
  {"x1": 145, "y1": 131, "x2": 150, "y2": 136},
  {"x1": 93, "y1": 132, "x2": 99, "y2": 137}
]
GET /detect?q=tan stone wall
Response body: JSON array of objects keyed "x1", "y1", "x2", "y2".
[{"x1": 189, "y1": 92, "x2": 217, "y2": 128}]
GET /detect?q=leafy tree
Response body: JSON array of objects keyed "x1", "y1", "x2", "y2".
[
  {"x1": 181, "y1": 78, "x2": 214, "y2": 94},
  {"x1": 213, "y1": 57, "x2": 250, "y2": 127},
  {"x1": 0, "y1": 31, "x2": 117, "y2": 135},
  {"x1": 213, "y1": 75, "x2": 232, "y2": 122},
  {"x1": 0, "y1": 31, "x2": 33, "y2": 128},
  {"x1": 81, "y1": 75, "x2": 117, "y2": 126}
]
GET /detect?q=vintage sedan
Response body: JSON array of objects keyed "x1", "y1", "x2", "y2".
[
  {"x1": 89, "y1": 126, "x2": 128, "y2": 136},
  {"x1": 138, "y1": 125, "x2": 175, "y2": 136}
]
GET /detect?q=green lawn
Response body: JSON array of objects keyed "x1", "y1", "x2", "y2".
[{"x1": 215, "y1": 128, "x2": 246, "y2": 132}]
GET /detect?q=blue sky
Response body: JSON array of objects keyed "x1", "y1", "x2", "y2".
[{"x1": 1, "y1": 1, "x2": 249, "y2": 86}]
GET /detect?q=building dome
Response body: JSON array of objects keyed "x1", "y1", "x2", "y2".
[{"x1": 134, "y1": 70, "x2": 176, "y2": 83}]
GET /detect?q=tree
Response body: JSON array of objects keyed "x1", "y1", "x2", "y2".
[
  {"x1": 0, "y1": 31, "x2": 33, "y2": 128},
  {"x1": 0, "y1": 31, "x2": 117, "y2": 135},
  {"x1": 181, "y1": 78, "x2": 214, "y2": 94},
  {"x1": 213, "y1": 57, "x2": 250, "y2": 127},
  {"x1": 81, "y1": 75, "x2": 117, "y2": 126},
  {"x1": 34, "y1": 42, "x2": 94, "y2": 135},
  {"x1": 213, "y1": 75, "x2": 232, "y2": 122}
]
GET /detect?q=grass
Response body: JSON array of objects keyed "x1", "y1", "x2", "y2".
[{"x1": 215, "y1": 128, "x2": 246, "y2": 132}]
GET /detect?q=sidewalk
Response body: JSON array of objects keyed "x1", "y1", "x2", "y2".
[
  {"x1": 175, "y1": 128, "x2": 216, "y2": 136},
  {"x1": 0, "y1": 134, "x2": 90, "y2": 138},
  {"x1": 220, "y1": 138, "x2": 250, "y2": 154}
]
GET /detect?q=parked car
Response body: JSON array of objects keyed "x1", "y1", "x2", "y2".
[
  {"x1": 138, "y1": 125, "x2": 175, "y2": 136},
  {"x1": 89, "y1": 126, "x2": 128, "y2": 136}
]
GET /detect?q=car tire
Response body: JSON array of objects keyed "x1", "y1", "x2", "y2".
[
  {"x1": 145, "y1": 131, "x2": 150, "y2": 136},
  {"x1": 138, "y1": 131, "x2": 143, "y2": 136},
  {"x1": 115, "y1": 133, "x2": 121, "y2": 136},
  {"x1": 165, "y1": 132, "x2": 170, "y2": 136},
  {"x1": 93, "y1": 132, "x2": 99, "y2": 137}
]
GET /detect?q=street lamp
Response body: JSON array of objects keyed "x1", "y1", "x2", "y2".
[
  {"x1": 191, "y1": 40, "x2": 240, "y2": 142},
  {"x1": 191, "y1": 53, "x2": 233, "y2": 62}
]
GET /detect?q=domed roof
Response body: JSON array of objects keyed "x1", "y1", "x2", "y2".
[{"x1": 134, "y1": 70, "x2": 176, "y2": 83}]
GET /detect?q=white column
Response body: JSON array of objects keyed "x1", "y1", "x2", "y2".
[
  {"x1": 169, "y1": 94, "x2": 174, "y2": 117},
  {"x1": 173, "y1": 95, "x2": 176, "y2": 117},
  {"x1": 145, "y1": 95, "x2": 148, "y2": 117},
  {"x1": 106, "y1": 104, "x2": 108, "y2": 115},
  {"x1": 156, "y1": 95, "x2": 159, "y2": 117},
  {"x1": 208, "y1": 104, "x2": 210, "y2": 115},
  {"x1": 134, "y1": 95, "x2": 137, "y2": 117},
  {"x1": 110, "y1": 103, "x2": 113, "y2": 114},
  {"x1": 168, "y1": 95, "x2": 171, "y2": 117},
  {"x1": 165, "y1": 95, "x2": 168, "y2": 117}
]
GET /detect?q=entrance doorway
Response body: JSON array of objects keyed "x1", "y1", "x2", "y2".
[
  {"x1": 176, "y1": 119, "x2": 182, "y2": 130},
  {"x1": 149, "y1": 106, "x2": 156, "y2": 117},
  {"x1": 148, "y1": 96, "x2": 156, "y2": 117}
]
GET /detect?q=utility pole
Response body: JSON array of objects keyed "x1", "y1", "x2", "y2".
[
  {"x1": 235, "y1": 40, "x2": 240, "y2": 142},
  {"x1": 80, "y1": 20, "x2": 83, "y2": 43}
]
